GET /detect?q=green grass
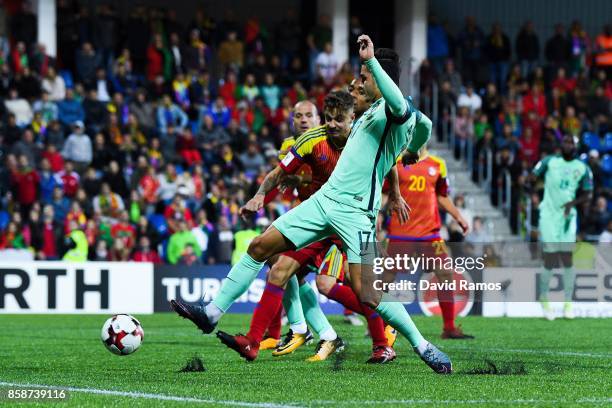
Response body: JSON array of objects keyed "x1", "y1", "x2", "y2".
[{"x1": 0, "y1": 314, "x2": 610, "y2": 407}]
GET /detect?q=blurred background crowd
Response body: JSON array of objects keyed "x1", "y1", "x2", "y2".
[{"x1": 0, "y1": 1, "x2": 610, "y2": 264}]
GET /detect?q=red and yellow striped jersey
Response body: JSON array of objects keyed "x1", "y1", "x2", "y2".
[
  {"x1": 280, "y1": 125, "x2": 342, "y2": 201},
  {"x1": 387, "y1": 155, "x2": 449, "y2": 240}
]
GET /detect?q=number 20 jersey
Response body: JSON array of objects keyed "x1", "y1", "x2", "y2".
[{"x1": 387, "y1": 155, "x2": 449, "y2": 239}]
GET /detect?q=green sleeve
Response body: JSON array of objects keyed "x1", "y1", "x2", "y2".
[
  {"x1": 533, "y1": 156, "x2": 552, "y2": 178},
  {"x1": 167, "y1": 235, "x2": 179, "y2": 264},
  {"x1": 408, "y1": 112, "x2": 432, "y2": 153},
  {"x1": 365, "y1": 57, "x2": 407, "y2": 118}
]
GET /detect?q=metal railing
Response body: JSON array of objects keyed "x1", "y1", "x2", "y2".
[
  {"x1": 496, "y1": 169, "x2": 512, "y2": 217},
  {"x1": 478, "y1": 147, "x2": 493, "y2": 193}
]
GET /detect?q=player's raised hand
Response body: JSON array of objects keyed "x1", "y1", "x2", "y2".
[
  {"x1": 357, "y1": 34, "x2": 374, "y2": 61},
  {"x1": 239, "y1": 194, "x2": 265, "y2": 220},
  {"x1": 388, "y1": 192, "x2": 411, "y2": 225}
]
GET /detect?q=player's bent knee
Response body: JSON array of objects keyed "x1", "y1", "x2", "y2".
[
  {"x1": 315, "y1": 275, "x2": 335, "y2": 296},
  {"x1": 247, "y1": 236, "x2": 271, "y2": 261}
]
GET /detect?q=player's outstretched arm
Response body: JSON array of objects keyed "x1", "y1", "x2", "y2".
[
  {"x1": 239, "y1": 166, "x2": 284, "y2": 218},
  {"x1": 358, "y1": 34, "x2": 407, "y2": 118}
]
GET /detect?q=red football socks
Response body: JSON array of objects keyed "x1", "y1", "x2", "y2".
[
  {"x1": 247, "y1": 283, "x2": 284, "y2": 344},
  {"x1": 328, "y1": 283, "x2": 388, "y2": 347},
  {"x1": 438, "y1": 288, "x2": 455, "y2": 331}
]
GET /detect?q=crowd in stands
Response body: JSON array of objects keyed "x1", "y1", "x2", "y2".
[
  {"x1": 0, "y1": 2, "x2": 610, "y2": 265},
  {"x1": 424, "y1": 15, "x2": 612, "y2": 241},
  {"x1": 0, "y1": 3, "x2": 365, "y2": 264}
]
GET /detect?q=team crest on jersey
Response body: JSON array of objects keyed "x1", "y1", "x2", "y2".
[
  {"x1": 320, "y1": 154, "x2": 328, "y2": 162},
  {"x1": 428, "y1": 167, "x2": 436, "y2": 176}
]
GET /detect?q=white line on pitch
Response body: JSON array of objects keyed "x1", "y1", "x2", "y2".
[
  {"x1": 0, "y1": 381, "x2": 302, "y2": 408},
  {"x1": 310, "y1": 397, "x2": 612, "y2": 405}
]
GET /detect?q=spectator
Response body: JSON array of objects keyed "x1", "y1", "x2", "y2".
[
  {"x1": 315, "y1": 42, "x2": 338, "y2": 86},
  {"x1": 129, "y1": 89, "x2": 156, "y2": 133},
  {"x1": 4, "y1": 89, "x2": 32, "y2": 127},
  {"x1": 41, "y1": 67, "x2": 66, "y2": 101},
  {"x1": 93, "y1": 182, "x2": 125, "y2": 220},
  {"x1": 0, "y1": 222, "x2": 25, "y2": 249},
  {"x1": 132, "y1": 235, "x2": 161, "y2": 263},
  {"x1": 218, "y1": 31, "x2": 244, "y2": 71},
  {"x1": 63, "y1": 221, "x2": 89, "y2": 262},
  {"x1": 61, "y1": 121, "x2": 92, "y2": 171},
  {"x1": 518, "y1": 127, "x2": 539, "y2": 163},
  {"x1": 237, "y1": 73, "x2": 260, "y2": 103},
  {"x1": 584, "y1": 197, "x2": 610, "y2": 236},
  {"x1": 484, "y1": 23, "x2": 511, "y2": 93},
  {"x1": 594, "y1": 24, "x2": 612, "y2": 74},
  {"x1": 156, "y1": 94, "x2": 188, "y2": 136},
  {"x1": 309, "y1": 14, "x2": 332, "y2": 51},
  {"x1": 14, "y1": 67, "x2": 41, "y2": 100},
  {"x1": 57, "y1": 89, "x2": 85, "y2": 129},
  {"x1": 76, "y1": 42, "x2": 101, "y2": 86},
  {"x1": 261, "y1": 73, "x2": 281, "y2": 110},
  {"x1": 10, "y1": 41, "x2": 28, "y2": 74},
  {"x1": 11, "y1": 129, "x2": 40, "y2": 166},
  {"x1": 50, "y1": 186, "x2": 70, "y2": 223},
  {"x1": 146, "y1": 34, "x2": 171, "y2": 82},
  {"x1": 64, "y1": 201, "x2": 87, "y2": 234},
  {"x1": 239, "y1": 142, "x2": 265, "y2": 177},
  {"x1": 102, "y1": 160, "x2": 128, "y2": 199},
  {"x1": 465, "y1": 216, "x2": 491, "y2": 243},
  {"x1": 439, "y1": 60, "x2": 462, "y2": 96},
  {"x1": 515, "y1": 21, "x2": 540, "y2": 76},
  {"x1": 427, "y1": 14, "x2": 449, "y2": 74},
  {"x1": 32, "y1": 91, "x2": 59, "y2": 124},
  {"x1": 545, "y1": 23, "x2": 571, "y2": 70},
  {"x1": 167, "y1": 218, "x2": 202, "y2": 264},
  {"x1": 11, "y1": 155, "x2": 40, "y2": 218},
  {"x1": 176, "y1": 129, "x2": 202, "y2": 166},
  {"x1": 457, "y1": 83, "x2": 482, "y2": 114},
  {"x1": 35, "y1": 205, "x2": 63, "y2": 260},
  {"x1": 277, "y1": 9, "x2": 302, "y2": 69},
  {"x1": 522, "y1": 84, "x2": 547, "y2": 118},
  {"x1": 55, "y1": 160, "x2": 80, "y2": 198},
  {"x1": 454, "y1": 106, "x2": 474, "y2": 157},
  {"x1": 39, "y1": 157, "x2": 59, "y2": 203},
  {"x1": 568, "y1": 20, "x2": 589, "y2": 75},
  {"x1": 184, "y1": 29, "x2": 208, "y2": 72},
  {"x1": 205, "y1": 96, "x2": 232, "y2": 128},
  {"x1": 458, "y1": 16, "x2": 485, "y2": 85}
]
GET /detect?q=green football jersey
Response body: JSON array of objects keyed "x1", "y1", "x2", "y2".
[
  {"x1": 319, "y1": 58, "x2": 432, "y2": 212},
  {"x1": 533, "y1": 155, "x2": 593, "y2": 217}
]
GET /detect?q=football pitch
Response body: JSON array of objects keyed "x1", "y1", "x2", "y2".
[{"x1": 0, "y1": 314, "x2": 610, "y2": 407}]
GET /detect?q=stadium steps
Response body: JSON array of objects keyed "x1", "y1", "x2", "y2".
[{"x1": 428, "y1": 140, "x2": 520, "y2": 242}]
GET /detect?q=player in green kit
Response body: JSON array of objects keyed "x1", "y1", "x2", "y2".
[
  {"x1": 170, "y1": 35, "x2": 451, "y2": 373},
  {"x1": 533, "y1": 135, "x2": 593, "y2": 320}
]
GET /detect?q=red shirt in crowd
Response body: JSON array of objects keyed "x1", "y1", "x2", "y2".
[
  {"x1": 42, "y1": 222, "x2": 58, "y2": 258},
  {"x1": 110, "y1": 222, "x2": 137, "y2": 249},
  {"x1": 132, "y1": 250, "x2": 162, "y2": 263},
  {"x1": 42, "y1": 151, "x2": 64, "y2": 172},
  {"x1": 164, "y1": 204, "x2": 193, "y2": 232},
  {"x1": 56, "y1": 170, "x2": 80, "y2": 197},
  {"x1": 11, "y1": 169, "x2": 40, "y2": 205},
  {"x1": 522, "y1": 89, "x2": 547, "y2": 118},
  {"x1": 519, "y1": 135, "x2": 540, "y2": 163}
]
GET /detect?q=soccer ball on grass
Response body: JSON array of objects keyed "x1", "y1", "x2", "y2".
[{"x1": 101, "y1": 314, "x2": 144, "y2": 355}]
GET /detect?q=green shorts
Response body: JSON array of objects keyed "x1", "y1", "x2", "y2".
[
  {"x1": 539, "y1": 210, "x2": 576, "y2": 253},
  {"x1": 272, "y1": 192, "x2": 377, "y2": 264}
]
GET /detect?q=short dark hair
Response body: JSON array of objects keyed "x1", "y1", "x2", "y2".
[
  {"x1": 324, "y1": 90, "x2": 354, "y2": 113},
  {"x1": 375, "y1": 48, "x2": 400, "y2": 85}
]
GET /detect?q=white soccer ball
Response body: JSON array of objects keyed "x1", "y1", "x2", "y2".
[{"x1": 101, "y1": 314, "x2": 144, "y2": 355}]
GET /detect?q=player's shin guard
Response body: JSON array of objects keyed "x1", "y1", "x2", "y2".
[
  {"x1": 563, "y1": 267, "x2": 575, "y2": 302},
  {"x1": 283, "y1": 275, "x2": 307, "y2": 334},
  {"x1": 438, "y1": 288, "x2": 455, "y2": 331},
  {"x1": 213, "y1": 254, "x2": 265, "y2": 312},
  {"x1": 328, "y1": 283, "x2": 387, "y2": 347},
  {"x1": 247, "y1": 283, "x2": 284, "y2": 344},
  {"x1": 375, "y1": 301, "x2": 425, "y2": 348},
  {"x1": 299, "y1": 282, "x2": 337, "y2": 341}
]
